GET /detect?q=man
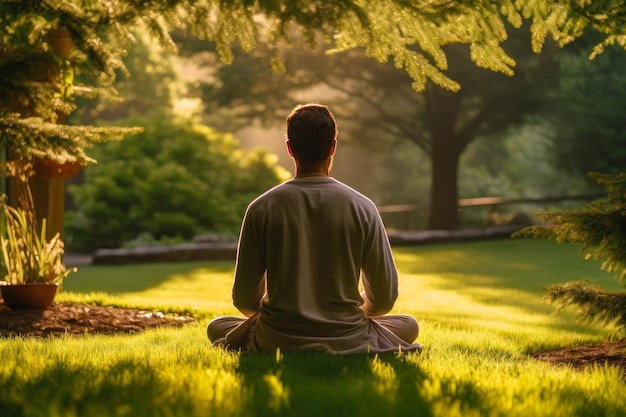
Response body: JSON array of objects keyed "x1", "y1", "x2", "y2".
[{"x1": 207, "y1": 103, "x2": 421, "y2": 354}]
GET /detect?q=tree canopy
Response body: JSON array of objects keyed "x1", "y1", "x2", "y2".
[
  {"x1": 172, "y1": 0, "x2": 626, "y2": 92},
  {"x1": 1, "y1": 0, "x2": 625, "y2": 162}
]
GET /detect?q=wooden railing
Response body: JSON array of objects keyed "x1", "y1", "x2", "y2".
[{"x1": 377, "y1": 193, "x2": 604, "y2": 230}]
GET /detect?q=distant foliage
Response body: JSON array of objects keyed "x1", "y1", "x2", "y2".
[
  {"x1": 515, "y1": 172, "x2": 626, "y2": 331},
  {"x1": 66, "y1": 114, "x2": 288, "y2": 250},
  {"x1": 546, "y1": 40, "x2": 626, "y2": 179}
]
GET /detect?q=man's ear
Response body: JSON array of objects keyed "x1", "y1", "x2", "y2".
[
  {"x1": 329, "y1": 140, "x2": 337, "y2": 156},
  {"x1": 286, "y1": 140, "x2": 295, "y2": 158}
]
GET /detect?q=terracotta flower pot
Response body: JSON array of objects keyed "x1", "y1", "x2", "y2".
[
  {"x1": 0, "y1": 283, "x2": 59, "y2": 309},
  {"x1": 32, "y1": 159, "x2": 84, "y2": 178}
]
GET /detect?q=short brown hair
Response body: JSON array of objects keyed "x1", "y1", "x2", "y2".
[{"x1": 286, "y1": 103, "x2": 338, "y2": 163}]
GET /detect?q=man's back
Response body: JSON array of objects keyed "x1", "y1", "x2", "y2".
[{"x1": 233, "y1": 176, "x2": 399, "y2": 350}]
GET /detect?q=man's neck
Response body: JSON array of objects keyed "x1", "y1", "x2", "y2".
[
  {"x1": 295, "y1": 171, "x2": 328, "y2": 178},
  {"x1": 294, "y1": 162, "x2": 329, "y2": 178}
]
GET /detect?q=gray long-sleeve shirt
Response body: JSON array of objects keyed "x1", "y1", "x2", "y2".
[{"x1": 232, "y1": 176, "x2": 402, "y2": 353}]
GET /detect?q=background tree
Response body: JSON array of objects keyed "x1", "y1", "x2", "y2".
[
  {"x1": 187, "y1": 24, "x2": 556, "y2": 230},
  {"x1": 2, "y1": 0, "x2": 625, "y2": 241},
  {"x1": 544, "y1": 40, "x2": 626, "y2": 182},
  {"x1": 73, "y1": 29, "x2": 184, "y2": 125}
]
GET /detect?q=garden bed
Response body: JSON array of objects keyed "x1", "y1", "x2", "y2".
[
  {"x1": 533, "y1": 338, "x2": 626, "y2": 374},
  {"x1": 0, "y1": 301, "x2": 196, "y2": 338}
]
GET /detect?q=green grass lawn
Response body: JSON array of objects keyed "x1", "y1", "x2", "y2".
[{"x1": 1, "y1": 238, "x2": 624, "y2": 417}]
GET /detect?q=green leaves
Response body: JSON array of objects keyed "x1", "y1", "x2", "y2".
[
  {"x1": 0, "y1": 198, "x2": 76, "y2": 285},
  {"x1": 3, "y1": 0, "x2": 625, "y2": 164},
  {"x1": 0, "y1": 117, "x2": 142, "y2": 164},
  {"x1": 516, "y1": 173, "x2": 626, "y2": 283}
]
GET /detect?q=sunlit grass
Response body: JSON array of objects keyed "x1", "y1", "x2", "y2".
[
  {"x1": 2, "y1": 239, "x2": 625, "y2": 417},
  {"x1": 393, "y1": 239, "x2": 620, "y2": 351},
  {"x1": 60, "y1": 261, "x2": 237, "y2": 318}
]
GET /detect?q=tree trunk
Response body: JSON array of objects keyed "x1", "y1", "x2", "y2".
[
  {"x1": 428, "y1": 133, "x2": 460, "y2": 230},
  {"x1": 424, "y1": 85, "x2": 462, "y2": 230}
]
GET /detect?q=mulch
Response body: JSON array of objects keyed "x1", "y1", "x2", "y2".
[
  {"x1": 0, "y1": 301, "x2": 196, "y2": 338},
  {"x1": 533, "y1": 338, "x2": 626, "y2": 375}
]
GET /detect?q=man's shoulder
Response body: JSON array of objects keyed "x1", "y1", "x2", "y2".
[
  {"x1": 330, "y1": 178, "x2": 370, "y2": 197},
  {"x1": 328, "y1": 178, "x2": 377, "y2": 206},
  {"x1": 248, "y1": 177, "x2": 376, "y2": 210},
  {"x1": 248, "y1": 182, "x2": 287, "y2": 205}
]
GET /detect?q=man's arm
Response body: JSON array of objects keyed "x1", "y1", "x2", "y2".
[
  {"x1": 232, "y1": 208, "x2": 266, "y2": 317},
  {"x1": 360, "y1": 212, "x2": 399, "y2": 318}
]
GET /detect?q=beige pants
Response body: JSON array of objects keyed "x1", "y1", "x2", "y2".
[{"x1": 207, "y1": 313, "x2": 419, "y2": 351}]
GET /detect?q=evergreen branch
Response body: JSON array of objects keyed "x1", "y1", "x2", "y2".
[
  {"x1": 545, "y1": 281, "x2": 626, "y2": 331},
  {"x1": 0, "y1": 117, "x2": 142, "y2": 163}
]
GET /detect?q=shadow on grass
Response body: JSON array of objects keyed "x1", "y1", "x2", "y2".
[
  {"x1": 234, "y1": 350, "x2": 626, "y2": 417},
  {"x1": 3, "y1": 350, "x2": 623, "y2": 417},
  {"x1": 0, "y1": 359, "x2": 200, "y2": 417},
  {"x1": 234, "y1": 351, "x2": 490, "y2": 417}
]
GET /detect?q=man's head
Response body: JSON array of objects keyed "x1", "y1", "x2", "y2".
[{"x1": 286, "y1": 103, "x2": 338, "y2": 164}]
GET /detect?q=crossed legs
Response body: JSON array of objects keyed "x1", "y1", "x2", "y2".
[{"x1": 207, "y1": 314, "x2": 419, "y2": 345}]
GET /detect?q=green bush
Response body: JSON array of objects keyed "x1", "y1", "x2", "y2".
[{"x1": 66, "y1": 114, "x2": 288, "y2": 250}]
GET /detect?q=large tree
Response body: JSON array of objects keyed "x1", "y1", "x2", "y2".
[{"x1": 189, "y1": 24, "x2": 554, "y2": 230}]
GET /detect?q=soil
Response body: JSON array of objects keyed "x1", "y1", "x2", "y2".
[
  {"x1": 0, "y1": 300, "x2": 624, "y2": 375},
  {"x1": 533, "y1": 338, "x2": 626, "y2": 375},
  {"x1": 0, "y1": 301, "x2": 196, "y2": 338}
]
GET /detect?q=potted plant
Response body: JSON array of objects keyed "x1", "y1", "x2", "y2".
[{"x1": 0, "y1": 162, "x2": 76, "y2": 309}]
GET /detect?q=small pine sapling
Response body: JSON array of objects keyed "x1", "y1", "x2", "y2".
[{"x1": 514, "y1": 172, "x2": 626, "y2": 332}]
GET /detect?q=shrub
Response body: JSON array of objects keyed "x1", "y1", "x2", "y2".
[
  {"x1": 514, "y1": 172, "x2": 626, "y2": 332},
  {"x1": 66, "y1": 114, "x2": 288, "y2": 250}
]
